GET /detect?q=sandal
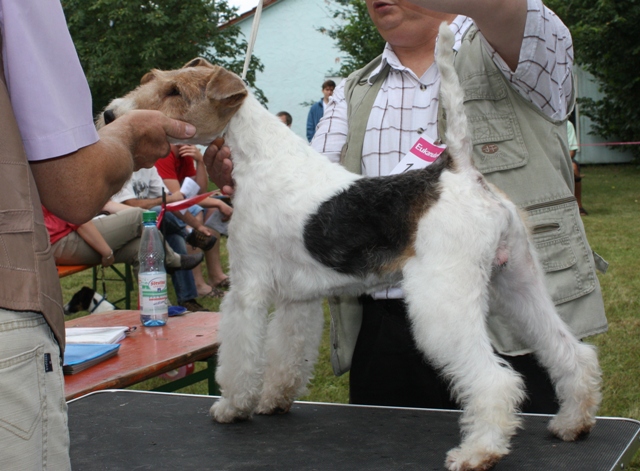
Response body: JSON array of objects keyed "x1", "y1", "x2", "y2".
[
  {"x1": 215, "y1": 278, "x2": 231, "y2": 289},
  {"x1": 199, "y1": 287, "x2": 225, "y2": 299},
  {"x1": 186, "y1": 229, "x2": 217, "y2": 251}
]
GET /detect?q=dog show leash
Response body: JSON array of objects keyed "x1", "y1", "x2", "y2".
[{"x1": 241, "y1": 0, "x2": 264, "y2": 83}]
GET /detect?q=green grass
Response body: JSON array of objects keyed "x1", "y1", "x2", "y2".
[{"x1": 61, "y1": 164, "x2": 640, "y2": 465}]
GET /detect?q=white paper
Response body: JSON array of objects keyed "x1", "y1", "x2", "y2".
[
  {"x1": 180, "y1": 177, "x2": 200, "y2": 199},
  {"x1": 65, "y1": 326, "x2": 128, "y2": 344}
]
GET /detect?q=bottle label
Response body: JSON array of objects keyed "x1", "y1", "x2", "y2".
[{"x1": 138, "y1": 272, "x2": 168, "y2": 315}]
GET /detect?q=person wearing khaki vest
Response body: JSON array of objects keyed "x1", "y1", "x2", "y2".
[
  {"x1": 311, "y1": 0, "x2": 607, "y2": 413},
  {"x1": 0, "y1": 3, "x2": 200, "y2": 469}
]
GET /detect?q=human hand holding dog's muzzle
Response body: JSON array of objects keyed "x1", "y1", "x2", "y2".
[
  {"x1": 97, "y1": 109, "x2": 196, "y2": 171},
  {"x1": 203, "y1": 137, "x2": 235, "y2": 196}
]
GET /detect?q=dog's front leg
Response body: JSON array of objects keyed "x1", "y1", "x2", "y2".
[
  {"x1": 256, "y1": 299, "x2": 324, "y2": 415},
  {"x1": 210, "y1": 289, "x2": 270, "y2": 423}
]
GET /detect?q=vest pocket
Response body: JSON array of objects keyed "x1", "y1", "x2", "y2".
[
  {"x1": 460, "y1": 69, "x2": 529, "y2": 174},
  {"x1": 529, "y1": 203, "x2": 596, "y2": 305},
  {"x1": 468, "y1": 114, "x2": 528, "y2": 174}
]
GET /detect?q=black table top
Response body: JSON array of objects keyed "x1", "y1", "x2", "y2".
[{"x1": 68, "y1": 390, "x2": 640, "y2": 471}]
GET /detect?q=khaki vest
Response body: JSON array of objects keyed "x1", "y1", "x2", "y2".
[
  {"x1": 0, "y1": 41, "x2": 66, "y2": 351},
  {"x1": 329, "y1": 26, "x2": 607, "y2": 375}
]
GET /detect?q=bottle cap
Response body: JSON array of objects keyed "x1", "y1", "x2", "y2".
[{"x1": 142, "y1": 211, "x2": 157, "y2": 223}]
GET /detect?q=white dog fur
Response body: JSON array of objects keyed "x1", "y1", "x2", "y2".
[{"x1": 99, "y1": 22, "x2": 601, "y2": 471}]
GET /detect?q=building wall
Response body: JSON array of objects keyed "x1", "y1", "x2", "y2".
[
  {"x1": 574, "y1": 67, "x2": 633, "y2": 165},
  {"x1": 233, "y1": 0, "x2": 345, "y2": 139}
]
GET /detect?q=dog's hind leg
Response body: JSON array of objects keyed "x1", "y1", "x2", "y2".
[
  {"x1": 210, "y1": 288, "x2": 270, "y2": 423},
  {"x1": 256, "y1": 299, "x2": 324, "y2": 415},
  {"x1": 489, "y1": 218, "x2": 601, "y2": 442},
  {"x1": 402, "y1": 246, "x2": 526, "y2": 471}
]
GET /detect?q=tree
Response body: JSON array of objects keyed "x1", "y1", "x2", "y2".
[
  {"x1": 62, "y1": 0, "x2": 265, "y2": 115},
  {"x1": 321, "y1": 0, "x2": 384, "y2": 78},
  {"x1": 530, "y1": 0, "x2": 640, "y2": 160}
]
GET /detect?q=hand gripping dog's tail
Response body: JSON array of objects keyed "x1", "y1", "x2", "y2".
[{"x1": 436, "y1": 22, "x2": 474, "y2": 173}]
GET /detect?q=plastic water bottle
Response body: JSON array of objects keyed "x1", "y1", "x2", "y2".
[{"x1": 138, "y1": 211, "x2": 168, "y2": 326}]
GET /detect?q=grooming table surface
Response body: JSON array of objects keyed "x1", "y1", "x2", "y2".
[{"x1": 68, "y1": 390, "x2": 639, "y2": 470}]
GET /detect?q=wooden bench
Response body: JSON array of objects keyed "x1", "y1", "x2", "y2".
[
  {"x1": 57, "y1": 265, "x2": 93, "y2": 278},
  {"x1": 57, "y1": 263, "x2": 134, "y2": 309}
]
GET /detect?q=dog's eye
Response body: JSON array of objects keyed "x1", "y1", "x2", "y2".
[{"x1": 167, "y1": 86, "x2": 181, "y2": 97}]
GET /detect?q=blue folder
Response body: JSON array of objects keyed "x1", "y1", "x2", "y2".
[{"x1": 63, "y1": 343, "x2": 120, "y2": 374}]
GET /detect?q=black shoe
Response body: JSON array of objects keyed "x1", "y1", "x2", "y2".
[
  {"x1": 166, "y1": 252, "x2": 204, "y2": 274},
  {"x1": 186, "y1": 229, "x2": 217, "y2": 251},
  {"x1": 179, "y1": 299, "x2": 210, "y2": 312}
]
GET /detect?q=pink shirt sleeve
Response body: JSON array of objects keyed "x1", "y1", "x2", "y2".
[{"x1": 0, "y1": 0, "x2": 98, "y2": 161}]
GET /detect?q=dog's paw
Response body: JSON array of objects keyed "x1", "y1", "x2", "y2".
[
  {"x1": 210, "y1": 398, "x2": 251, "y2": 423},
  {"x1": 255, "y1": 397, "x2": 293, "y2": 416},
  {"x1": 548, "y1": 413, "x2": 595, "y2": 441},
  {"x1": 445, "y1": 446, "x2": 502, "y2": 471}
]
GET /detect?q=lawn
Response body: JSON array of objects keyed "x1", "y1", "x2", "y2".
[{"x1": 60, "y1": 163, "x2": 640, "y2": 466}]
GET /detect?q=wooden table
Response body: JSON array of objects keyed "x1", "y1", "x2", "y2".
[{"x1": 64, "y1": 310, "x2": 220, "y2": 400}]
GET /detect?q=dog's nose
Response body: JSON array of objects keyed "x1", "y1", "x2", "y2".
[{"x1": 103, "y1": 109, "x2": 116, "y2": 125}]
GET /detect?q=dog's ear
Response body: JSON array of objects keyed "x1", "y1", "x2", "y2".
[
  {"x1": 183, "y1": 58, "x2": 215, "y2": 69},
  {"x1": 141, "y1": 70, "x2": 157, "y2": 85},
  {"x1": 206, "y1": 67, "x2": 248, "y2": 109}
]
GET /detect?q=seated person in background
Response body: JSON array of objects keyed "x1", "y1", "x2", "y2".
[
  {"x1": 44, "y1": 205, "x2": 203, "y2": 275},
  {"x1": 156, "y1": 144, "x2": 233, "y2": 296},
  {"x1": 111, "y1": 167, "x2": 214, "y2": 312}
]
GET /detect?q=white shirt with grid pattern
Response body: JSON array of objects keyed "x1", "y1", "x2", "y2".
[
  {"x1": 312, "y1": 0, "x2": 573, "y2": 175},
  {"x1": 310, "y1": 0, "x2": 573, "y2": 299}
]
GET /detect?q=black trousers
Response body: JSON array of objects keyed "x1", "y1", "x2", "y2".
[{"x1": 350, "y1": 297, "x2": 560, "y2": 414}]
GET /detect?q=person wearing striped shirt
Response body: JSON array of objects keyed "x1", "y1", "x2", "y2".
[{"x1": 311, "y1": 0, "x2": 606, "y2": 413}]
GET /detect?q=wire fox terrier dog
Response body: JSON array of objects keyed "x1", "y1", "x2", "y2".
[{"x1": 99, "y1": 23, "x2": 601, "y2": 471}]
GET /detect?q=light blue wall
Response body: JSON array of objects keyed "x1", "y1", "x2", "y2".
[{"x1": 233, "y1": 0, "x2": 345, "y2": 139}]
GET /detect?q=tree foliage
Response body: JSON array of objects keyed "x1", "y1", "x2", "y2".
[
  {"x1": 321, "y1": 0, "x2": 384, "y2": 77},
  {"x1": 544, "y1": 0, "x2": 640, "y2": 160},
  {"x1": 62, "y1": 0, "x2": 265, "y2": 115}
]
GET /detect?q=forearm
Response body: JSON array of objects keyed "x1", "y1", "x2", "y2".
[
  {"x1": 194, "y1": 163, "x2": 209, "y2": 193},
  {"x1": 31, "y1": 109, "x2": 195, "y2": 225},
  {"x1": 197, "y1": 197, "x2": 233, "y2": 218},
  {"x1": 175, "y1": 210, "x2": 203, "y2": 230},
  {"x1": 121, "y1": 198, "x2": 163, "y2": 209},
  {"x1": 409, "y1": 0, "x2": 527, "y2": 70},
  {"x1": 102, "y1": 200, "x2": 132, "y2": 214},
  {"x1": 31, "y1": 134, "x2": 134, "y2": 224},
  {"x1": 75, "y1": 221, "x2": 112, "y2": 258}
]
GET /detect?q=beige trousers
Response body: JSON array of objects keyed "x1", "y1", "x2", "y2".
[
  {"x1": 52, "y1": 207, "x2": 181, "y2": 274},
  {"x1": 0, "y1": 309, "x2": 71, "y2": 471}
]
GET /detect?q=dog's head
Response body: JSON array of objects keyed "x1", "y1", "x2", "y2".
[
  {"x1": 96, "y1": 58, "x2": 248, "y2": 145},
  {"x1": 64, "y1": 286, "x2": 115, "y2": 314}
]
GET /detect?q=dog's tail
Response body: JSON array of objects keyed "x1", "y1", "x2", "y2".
[{"x1": 436, "y1": 22, "x2": 474, "y2": 173}]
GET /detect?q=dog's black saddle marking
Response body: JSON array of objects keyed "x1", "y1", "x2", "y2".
[{"x1": 303, "y1": 156, "x2": 450, "y2": 277}]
